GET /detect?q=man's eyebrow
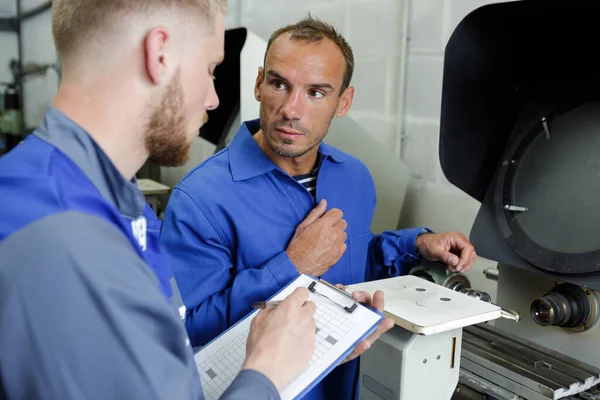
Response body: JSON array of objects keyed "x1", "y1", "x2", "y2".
[
  {"x1": 308, "y1": 82, "x2": 335, "y2": 91},
  {"x1": 267, "y1": 69, "x2": 335, "y2": 92},
  {"x1": 266, "y1": 70, "x2": 290, "y2": 83}
]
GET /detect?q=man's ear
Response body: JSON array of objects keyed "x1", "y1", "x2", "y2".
[
  {"x1": 335, "y1": 86, "x2": 355, "y2": 118},
  {"x1": 144, "y1": 26, "x2": 170, "y2": 86},
  {"x1": 255, "y1": 66, "x2": 265, "y2": 101}
]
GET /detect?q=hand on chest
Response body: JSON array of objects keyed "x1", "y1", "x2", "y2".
[{"x1": 230, "y1": 179, "x2": 374, "y2": 284}]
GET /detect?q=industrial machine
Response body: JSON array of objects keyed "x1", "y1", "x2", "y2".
[
  {"x1": 441, "y1": 2, "x2": 600, "y2": 399},
  {"x1": 360, "y1": 1, "x2": 600, "y2": 399}
]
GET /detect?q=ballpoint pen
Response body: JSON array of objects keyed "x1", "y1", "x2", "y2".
[{"x1": 252, "y1": 300, "x2": 281, "y2": 309}]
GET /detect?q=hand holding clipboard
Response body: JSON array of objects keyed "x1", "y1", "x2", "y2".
[{"x1": 195, "y1": 275, "x2": 393, "y2": 399}]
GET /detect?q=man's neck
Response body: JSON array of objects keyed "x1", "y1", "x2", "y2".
[
  {"x1": 52, "y1": 81, "x2": 147, "y2": 181},
  {"x1": 254, "y1": 129, "x2": 319, "y2": 176}
]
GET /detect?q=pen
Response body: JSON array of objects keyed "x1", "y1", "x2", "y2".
[{"x1": 252, "y1": 300, "x2": 281, "y2": 309}]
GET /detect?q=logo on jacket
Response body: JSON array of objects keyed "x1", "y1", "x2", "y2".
[{"x1": 131, "y1": 216, "x2": 147, "y2": 251}]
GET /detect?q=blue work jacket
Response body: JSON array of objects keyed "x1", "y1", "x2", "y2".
[{"x1": 0, "y1": 108, "x2": 279, "y2": 400}]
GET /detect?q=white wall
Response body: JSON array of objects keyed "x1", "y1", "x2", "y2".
[
  {"x1": 0, "y1": 0, "x2": 18, "y2": 91},
  {"x1": 229, "y1": 0, "x2": 407, "y2": 153},
  {"x1": 20, "y1": 0, "x2": 58, "y2": 128},
  {"x1": 398, "y1": 0, "x2": 514, "y2": 299},
  {"x1": 0, "y1": 0, "x2": 58, "y2": 127}
]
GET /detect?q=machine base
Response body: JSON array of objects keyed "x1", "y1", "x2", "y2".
[
  {"x1": 459, "y1": 324, "x2": 600, "y2": 399},
  {"x1": 358, "y1": 325, "x2": 462, "y2": 400}
]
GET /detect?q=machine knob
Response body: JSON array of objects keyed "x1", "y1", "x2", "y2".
[{"x1": 459, "y1": 288, "x2": 492, "y2": 302}]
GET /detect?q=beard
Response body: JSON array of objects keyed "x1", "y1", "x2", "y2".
[
  {"x1": 260, "y1": 108, "x2": 335, "y2": 159},
  {"x1": 144, "y1": 70, "x2": 193, "y2": 167}
]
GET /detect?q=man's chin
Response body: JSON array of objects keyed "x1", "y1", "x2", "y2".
[{"x1": 148, "y1": 147, "x2": 191, "y2": 168}]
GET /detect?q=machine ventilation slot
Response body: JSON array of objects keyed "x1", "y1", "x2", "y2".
[{"x1": 451, "y1": 337, "x2": 456, "y2": 369}]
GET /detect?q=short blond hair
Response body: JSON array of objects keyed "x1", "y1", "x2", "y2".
[{"x1": 52, "y1": 0, "x2": 227, "y2": 59}]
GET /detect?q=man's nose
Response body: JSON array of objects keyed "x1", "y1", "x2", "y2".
[
  {"x1": 280, "y1": 90, "x2": 304, "y2": 120},
  {"x1": 205, "y1": 78, "x2": 219, "y2": 111}
]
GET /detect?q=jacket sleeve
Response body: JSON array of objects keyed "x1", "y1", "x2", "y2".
[
  {"x1": 220, "y1": 370, "x2": 280, "y2": 400},
  {"x1": 365, "y1": 228, "x2": 433, "y2": 281},
  {"x1": 0, "y1": 211, "x2": 203, "y2": 400},
  {"x1": 161, "y1": 188, "x2": 300, "y2": 347}
]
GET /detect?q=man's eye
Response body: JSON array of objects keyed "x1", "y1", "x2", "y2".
[
  {"x1": 272, "y1": 80, "x2": 286, "y2": 90},
  {"x1": 309, "y1": 90, "x2": 325, "y2": 99}
]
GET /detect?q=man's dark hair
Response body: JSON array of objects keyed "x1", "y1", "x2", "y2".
[{"x1": 264, "y1": 14, "x2": 354, "y2": 94}]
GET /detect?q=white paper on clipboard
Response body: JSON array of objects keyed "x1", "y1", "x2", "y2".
[{"x1": 194, "y1": 274, "x2": 383, "y2": 399}]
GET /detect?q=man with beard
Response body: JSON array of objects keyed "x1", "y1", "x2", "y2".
[
  {"x1": 0, "y1": 2, "x2": 391, "y2": 399},
  {"x1": 161, "y1": 15, "x2": 477, "y2": 400}
]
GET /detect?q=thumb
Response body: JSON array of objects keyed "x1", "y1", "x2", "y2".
[
  {"x1": 300, "y1": 199, "x2": 327, "y2": 228},
  {"x1": 438, "y1": 250, "x2": 460, "y2": 268}
]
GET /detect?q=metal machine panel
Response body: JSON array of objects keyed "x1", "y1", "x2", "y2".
[{"x1": 439, "y1": 1, "x2": 600, "y2": 290}]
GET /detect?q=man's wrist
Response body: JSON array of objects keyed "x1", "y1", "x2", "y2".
[
  {"x1": 285, "y1": 249, "x2": 303, "y2": 273},
  {"x1": 268, "y1": 251, "x2": 301, "y2": 286},
  {"x1": 415, "y1": 228, "x2": 434, "y2": 257},
  {"x1": 242, "y1": 360, "x2": 283, "y2": 391}
]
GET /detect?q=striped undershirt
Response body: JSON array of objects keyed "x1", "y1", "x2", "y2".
[
  {"x1": 293, "y1": 169, "x2": 318, "y2": 202},
  {"x1": 293, "y1": 153, "x2": 325, "y2": 203},
  {"x1": 293, "y1": 154, "x2": 324, "y2": 203}
]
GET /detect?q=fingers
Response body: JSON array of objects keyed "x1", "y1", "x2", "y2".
[
  {"x1": 251, "y1": 308, "x2": 270, "y2": 328},
  {"x1": 365, "y1": 317, "x2": 395, "y2": 347},
  {"x1": 351, "y1": 290, "x2": 372, "y2": 304},
  {"x1": 447, "y1": 233, "x2": 476, "y2": 272},
  {"x1": 343, "y1": 317, "x2": 394, "y2": 363},
  {"x1": 333, "y1": 218, "x2": 347, "y2": 231},
  {"x1": 458, "y1": 245, "x2": 476, "y2": 273},
  {"x1": 372, "y1": 290, "x2": 385, "y2": 311},
  {"x1": 362, "y1": 318, "x2": 395, "y2": 351},
  {"x1": 298, "y1": 199, "x2": 328, "y2": 230},
  {"x1": 340, "y1": 243, "x2": 347, "y2": 256},
  {"x1": 322, "y1": 208, "x2": 344, "y2": 225},
  {"x1": 339, "y1": 293, "x2": 394, "y2": 364},
  {"x1": 464, "y1": 250, "x2": 477, "y2": 271},
  {"x1": 352, "y1": 290, "x2": 385, "y2": 312},
  {"x1": 335, "y1": 234, "x2": 347, "y2": 254},
  {"x1": 302, "y1": 299, "x2": 317, "y2": 316},
  {"x1": 451, "y1": 247, "x2": 474, "y2": 272},
  {"x1": 443, "y1": 250, "x2": 460, "y2": 269},
  {"x1": 283, "y1": 287, "x2": 311, "y2": 307}
]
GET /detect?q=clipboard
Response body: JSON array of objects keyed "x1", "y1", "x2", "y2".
[{"x1": 193, "y1": 274, "x2": 383, "y2": 400}]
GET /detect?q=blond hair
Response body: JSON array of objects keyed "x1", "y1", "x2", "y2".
[{"x1": 52, "y1": 0, "x2": 227, "y2": 59}]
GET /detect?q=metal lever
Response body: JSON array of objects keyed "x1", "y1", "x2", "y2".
[
  {"x1": 501, "y1": 309, "x2": 521, "y2": 322},
  {"x1": 460, "y1": 288, "x2": 520, "y2": 323},
  {"x1": 541, "y1": 117, "x2": 551, "y2": 139},
  {"x1": 504, "y1": 205, "x2": 528, "y2": 212}
]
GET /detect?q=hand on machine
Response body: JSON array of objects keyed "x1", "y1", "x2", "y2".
[{"x1": 415, "y1": 231, "x2": 477, "y2": 273}]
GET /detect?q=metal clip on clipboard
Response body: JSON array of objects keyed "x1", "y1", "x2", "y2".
[{"x1": 308, "y1": 279, "x2": 358, "y2": 314}]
